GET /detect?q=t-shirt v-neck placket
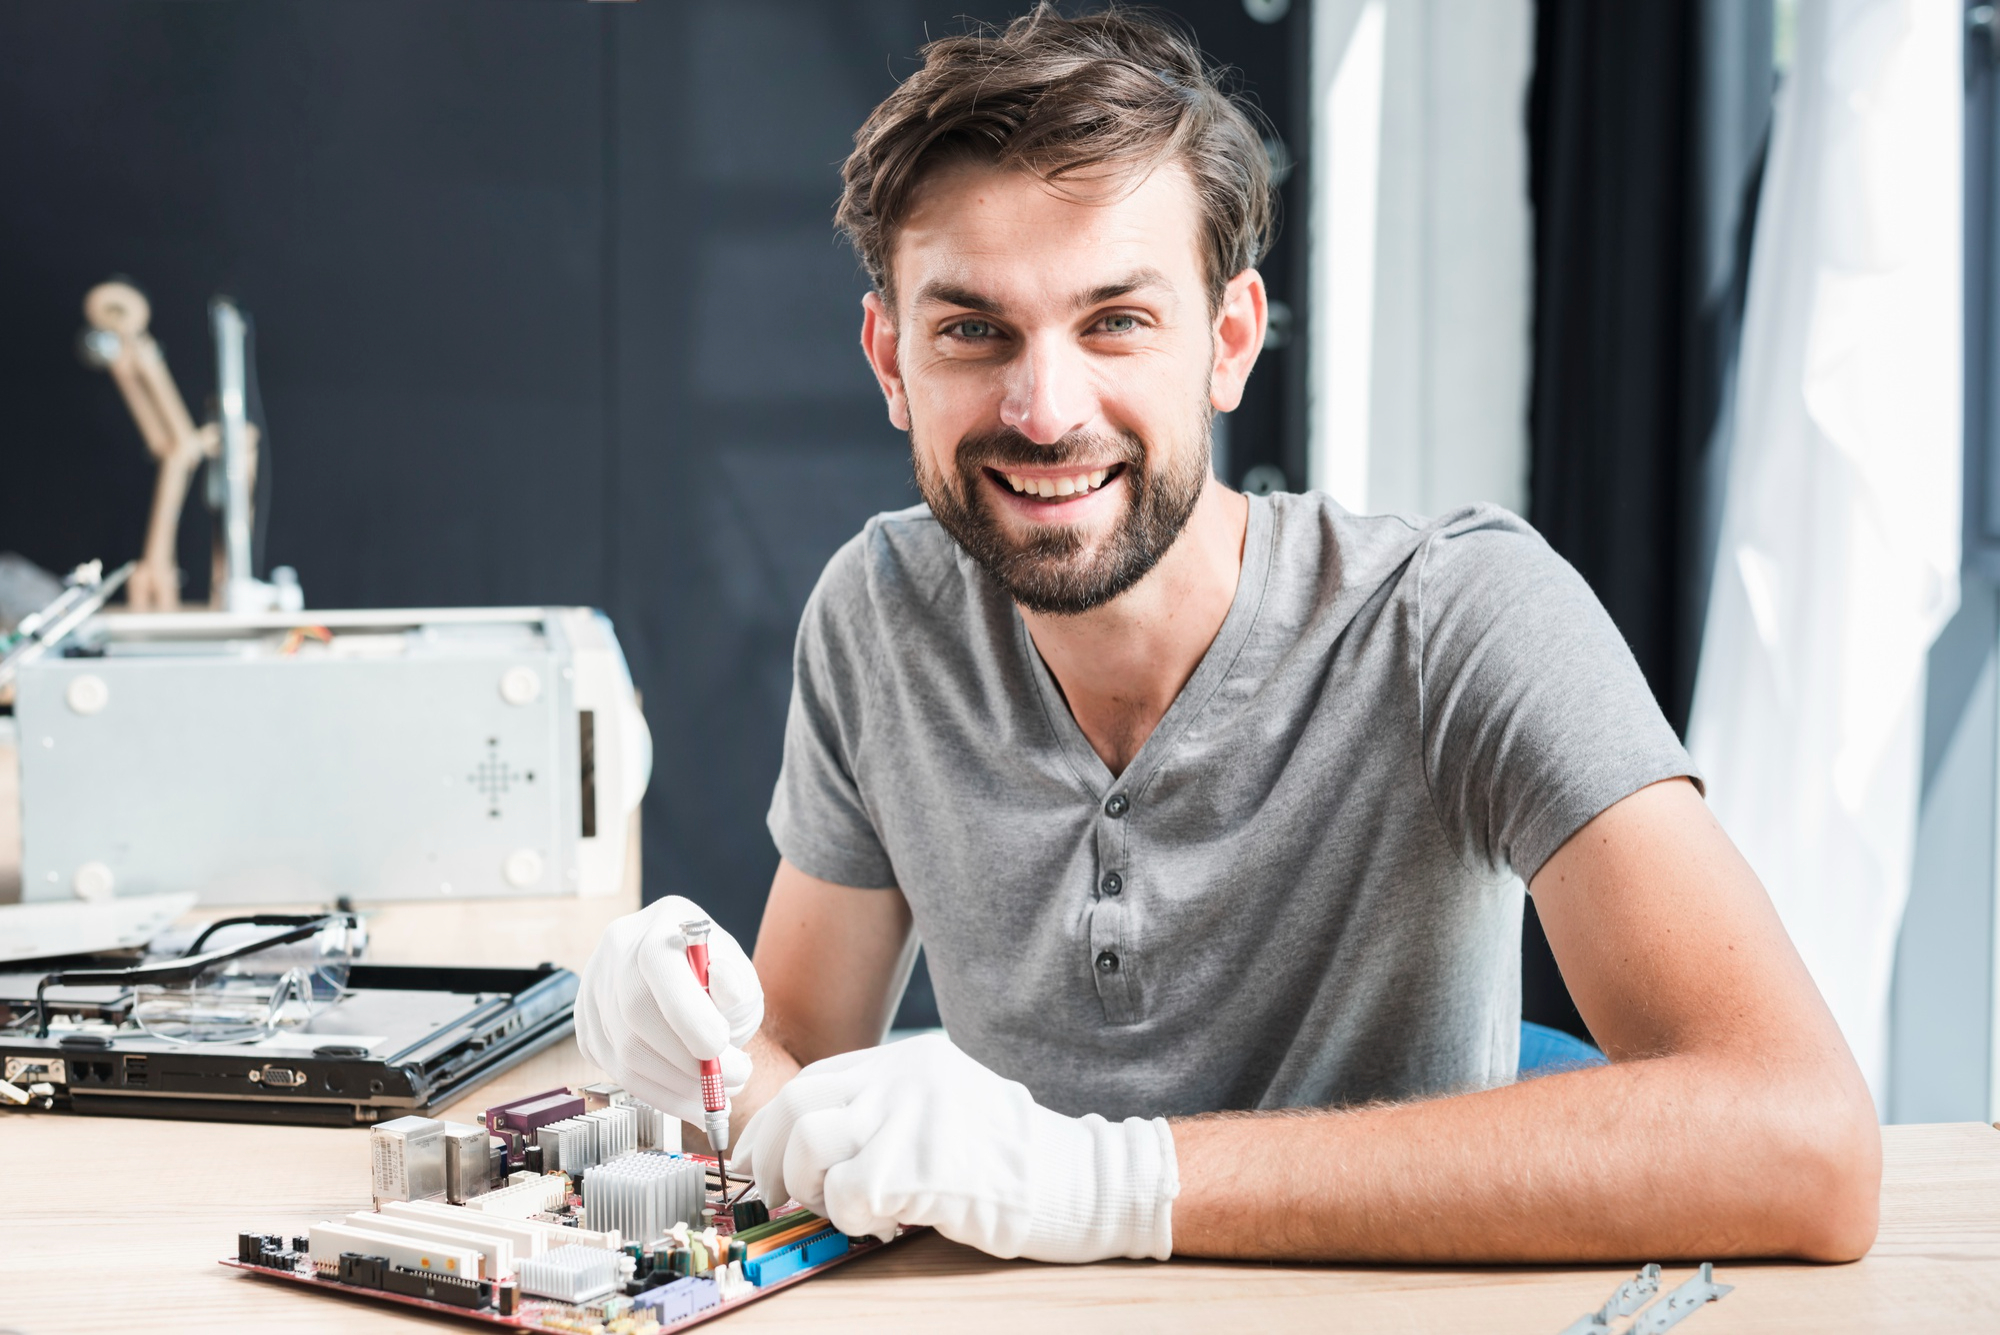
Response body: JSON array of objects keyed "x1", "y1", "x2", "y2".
[{"x1": 1018, "y1": 498, "x2": 1277, "y2": 1026}]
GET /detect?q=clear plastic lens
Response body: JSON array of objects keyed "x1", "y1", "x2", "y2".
[{"x1": 132, "y1": 918, "x2": 354, "y2": 1044}]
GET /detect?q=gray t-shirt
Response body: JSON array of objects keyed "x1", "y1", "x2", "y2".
[{"x1": 768, "y1": 493, "x2": 1695, "y2": 1119}]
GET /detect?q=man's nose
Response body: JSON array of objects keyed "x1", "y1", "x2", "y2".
[{"x1": 998, "y1": 336, "x2": 1093, "y2": 445}]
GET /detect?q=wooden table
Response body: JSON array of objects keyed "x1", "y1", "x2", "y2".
[{"x1": 4, "y1": 1034, "x2": 1996, "y2": 1333}]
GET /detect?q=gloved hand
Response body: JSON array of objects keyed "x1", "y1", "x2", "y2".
[
  {"x1": 574, "y1": 895, "x2": 763, "y2": 1125},
  {"x1": 735, "y1": 1034, "x2": 1178, "y2": 1263}
]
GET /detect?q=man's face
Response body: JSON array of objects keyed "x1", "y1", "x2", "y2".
[{"x1": 860, "y1": 161, "x2": 1239, "y2": 615}]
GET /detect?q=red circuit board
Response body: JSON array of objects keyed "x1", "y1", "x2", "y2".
[{"x1": 222, "y1": 1229, "x2": 910, "y2": 1332}]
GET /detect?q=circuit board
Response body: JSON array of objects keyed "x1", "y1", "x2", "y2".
[
  {"x1": 221, "y1": 1085, "x2": 909, "y2": 1334},
  {"x1": 222, "y1": 1228, "x2": 908, "y2": 1333}
]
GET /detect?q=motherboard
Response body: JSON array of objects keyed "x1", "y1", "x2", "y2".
[{"x1": 224, "y1": 1081, "x2": 905, "y2": 1333}]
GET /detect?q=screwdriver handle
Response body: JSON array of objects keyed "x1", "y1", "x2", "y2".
[{"x1": 680, "y1": 920, "x2": 732, "y2": 1155}]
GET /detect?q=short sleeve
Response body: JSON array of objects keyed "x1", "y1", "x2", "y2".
[
  {"x1": 766, "y1": 535, "x2": 900, "y2": 890},
  {"x1": 1416, "y1": 508, "x2": 1699, "y2": 883}
]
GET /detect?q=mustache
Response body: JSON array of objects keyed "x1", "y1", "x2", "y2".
[{"x1": 954, "y1": 426, "x2": 1146, "y2": 472}]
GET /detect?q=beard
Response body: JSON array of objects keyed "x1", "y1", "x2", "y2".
[{"x1": 910, "y1": 405, "x2": 1212, "y2": 616}]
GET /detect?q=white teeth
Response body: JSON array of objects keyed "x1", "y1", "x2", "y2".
[{"x1": 1001, "y1": 467, "x2": 1114, "y2": 498}]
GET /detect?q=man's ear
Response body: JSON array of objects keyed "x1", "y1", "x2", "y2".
[
  {"x1": 861, "y1": 291, "x2": 910, "y2": 432},
  {"x1": 1209, "y1": 269, "x2": 1268, "y2": 415}
]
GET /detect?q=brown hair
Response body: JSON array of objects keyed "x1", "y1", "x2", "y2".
[{"x1": 837, "y1": 3, "x2": 1277, "y2": 309}]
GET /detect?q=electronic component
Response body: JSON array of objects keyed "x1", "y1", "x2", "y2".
[
  {"x1": 462, "y1": 1172, "x2": 569, "y2": 1220},
  {"x1": 379, "y1": 1198, "x2": 615, "y2": 1256},
  {"x1": 539, "y1": 1107, "x2": 636, "y2": 1174},
  {"x1": 370, "y1": 1115, "x2": 447, "y2": 1207},
  {"x1": 226, "y1": 1082, "x2": 910, "y2": 1332},
  {"x1": 330, "y1": 1247, "x2": 493, "y2": 1310},
  {"x1": 582, "y1": 1152, "x2": 706, "y2": 1243},
  {"x1": 634, "y1": 1274, "x2": 719, "y2": 1322},
  {"x1": 579, "y1": 1081, "x2": 628, "y2": 1110},
  {"x1": 635, "y1": 1102, "x2": 678, "y2": 1152},
  {"x1": 307, "y1": 1220, "x2": 481, "y2": 1280},
  {"x1": 337, "y1": 1252, "x2": 387, "y2": 1288},
  {"x1": 440, "y1": 1121, "x2": 493, "y2": 1203},
  {"x1": 743, "y1": 1226, "x2": 848, "y2": 1288},
  {"x1": 727, "y1": 1208, "x2": 825, "y2": 1262},
  {"x1": 487, "y1": 1089, "x2": 587, "y2": 1167},
  {"x1": 516, "y1": 1243, "x2": 620, "y2": 1303},
  {"x1": 384, "y1": 1264, "x2": 492, "y2": 1310},
  {"x1": 342, "y1": 1211, "x2": 513, "y2": 1280}
]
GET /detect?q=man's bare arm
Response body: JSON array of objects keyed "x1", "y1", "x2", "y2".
[
  {"x1": 733, "y1": 857, "x2": 918, "y2": 1134},
  {"x1": 1171, "y1": 779, "x2": 1880, "y2": 1263}
]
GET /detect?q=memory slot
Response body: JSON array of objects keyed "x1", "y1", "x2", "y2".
[
  {"x1": 582, "y1": 1152, "x2": 706, "y2": 1245},
  {"x1": 342, "y1": 1212, "x2": 513, "y2": 1280},
  {"x1": 306, "y1": 1220, "x2": 482, "y2": 1281}
]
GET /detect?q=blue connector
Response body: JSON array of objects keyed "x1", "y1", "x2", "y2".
[{"x1": 743, "y1": 1229, "x2": 850, "y2": 1287}]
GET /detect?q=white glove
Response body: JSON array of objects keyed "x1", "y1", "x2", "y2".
[
  {"x1": 735, "y1": 1034, "x2": 1178, "y2": 1263},
  {"x1": 574, "y1": 894, "x2": 763, "y2": 1125}
]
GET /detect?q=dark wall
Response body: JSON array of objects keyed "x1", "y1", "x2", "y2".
[
  {"x1": 0, "y1": 0, "x2": 1309, "y2": 1027},
  {"x1": 1525, "y1": 0, "x2": 1772, "y2": 1039}
]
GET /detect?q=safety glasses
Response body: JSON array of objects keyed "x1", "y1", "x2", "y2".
[{"x1": 35, "y1": 912, "x2": 360, "y2": 1044}]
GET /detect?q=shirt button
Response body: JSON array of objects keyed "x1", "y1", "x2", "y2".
[
  {"x1": 1095, "y1": 950, "x2": 1120, "y2": 974},
  {"x1": 1104, "y1": 793, "x2": 1130, "y2": 818},
  {"x1": 1100, "y1": 871, "x2": 1123, "y2": 896}
]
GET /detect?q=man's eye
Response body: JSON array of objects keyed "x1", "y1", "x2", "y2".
[
  {"x1": 949, "y1": 319, "x2": 996, "y2": 339},
  {"x1": 1097, "y1": 314, "x2": 1140, "y2": 334}
]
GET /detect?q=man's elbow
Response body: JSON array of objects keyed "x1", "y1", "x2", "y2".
[{"x1": 1770, "y1": 1076, "x2": 1881, "y2": 1262}]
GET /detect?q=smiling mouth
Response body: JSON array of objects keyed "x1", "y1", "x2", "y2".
[{"x1": 987, "y1": 463, "x2": 1124, "y2": 500}]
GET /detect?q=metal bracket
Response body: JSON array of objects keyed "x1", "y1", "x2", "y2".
[
  {"x1": 1626, "y1": 1263, "x2": 1734, "y2": 1334},
  {"x1": 1560, "y1": 1263, "x2": 1662, "y2": 1334}
]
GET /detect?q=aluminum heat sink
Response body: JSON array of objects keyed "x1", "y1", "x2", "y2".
[
  {"x1": 582, "y1": 1152, "x2": 707, "y2": 1246},
  {"x1": 516, "y1": 1243, "x2": 620, "y2": 1303}
]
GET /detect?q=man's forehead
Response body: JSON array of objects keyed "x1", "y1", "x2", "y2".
[{"x1": 890, "y1": 160, "x2": 1205, "y2": 311}]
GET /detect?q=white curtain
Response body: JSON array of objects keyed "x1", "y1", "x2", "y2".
[{"x1": 1686, "y1": 0, "x2": 1961, "y2": 1110}]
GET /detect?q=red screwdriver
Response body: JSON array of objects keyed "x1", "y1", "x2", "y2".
[{"x1": 680, "y1": 919, "x2": 732, "y2": 1192}]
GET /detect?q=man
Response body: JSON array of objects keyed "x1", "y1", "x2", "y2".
[{"x1": 578, "y1": 6, "x2": 1878, "y2": 1265}]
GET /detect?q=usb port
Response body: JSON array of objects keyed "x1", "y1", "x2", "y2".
[{"x1": 124, "y1": 1056, "x2": 149, "y2": 1086}]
